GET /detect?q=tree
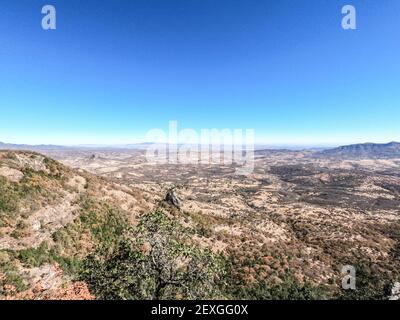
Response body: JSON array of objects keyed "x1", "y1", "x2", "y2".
[{"x1": 81, "y1": 211, "x2": 225, "y2": 300}]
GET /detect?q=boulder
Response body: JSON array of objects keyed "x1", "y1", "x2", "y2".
[{"x1": 165, "y1": 189, "x2": 181, "y2": 209}]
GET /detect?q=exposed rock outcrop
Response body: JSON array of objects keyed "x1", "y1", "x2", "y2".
[{"x1": 165, "y1": 189, "x2": 181, "y2": 209}]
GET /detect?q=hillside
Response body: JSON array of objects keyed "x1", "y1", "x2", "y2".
[
  {"x1": 319, "y1": 142, "x2": 400, "y2": 159},
  {"x1": 0, "y1": 150, "x2": 154, "y2": 299}
]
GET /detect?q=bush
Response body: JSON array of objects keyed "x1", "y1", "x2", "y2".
[
  {"x1": 0, "y1": 177, "x2": 20, "y2": 215},
  {"x1": 235, "y1": 275, "x2": 325, "y2": 300},
  {"x1": 0, "y1": 251, "x2": 26, "y2": 295}
]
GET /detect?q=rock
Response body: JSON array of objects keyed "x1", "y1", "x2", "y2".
[
  {"x1": 32, "y1": 221, "x2": 42, "y2": 232},
  {"x1": 0, "y1": 166, "x2": 24, "y2": 182},
  {"x1": 165, "y1": 189, "x2": 181, "y2": 209},
  {"x1": 15, "y1": 153, "x2": 50, "y2": 173}
]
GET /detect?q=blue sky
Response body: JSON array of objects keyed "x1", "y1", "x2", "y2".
[{"x1": 0, "y1": 0, "x2": 399, "y2": 146}]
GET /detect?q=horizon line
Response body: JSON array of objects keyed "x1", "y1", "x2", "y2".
[{"x1": 1, "y1": 140, "x2": 399, "y2": 150}]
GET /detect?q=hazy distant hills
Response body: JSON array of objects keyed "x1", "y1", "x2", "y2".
[
  {"x1": 0, "y1": 141, "x2": 68, "y2": 151},
  {"x1": 0, "y1": 142, "x2": 152, "y2": 151},
  {"x1": 318, "y1": 142, "x2": 400, "y2": 158},
  {"x1": 2, "y1": 141, "x2": 400, "y2": 158}
]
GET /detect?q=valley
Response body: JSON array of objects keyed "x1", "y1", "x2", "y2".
[{"x1": 1, "y1": 144, "x2": 400, "y2": 300}]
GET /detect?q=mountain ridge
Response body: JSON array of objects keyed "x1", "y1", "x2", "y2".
[{"x1": 319, "y1": 141, "x2": 400, "y2": 158}]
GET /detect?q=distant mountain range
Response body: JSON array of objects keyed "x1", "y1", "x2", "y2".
[
  {"x1": 1, "y1": 141, "x2": 400, "y2": 158},
  {"x1": 0, "y1": 142, "x2": 152, "y2": 151},
  {"x1": 0, "y1": 141, "x2": 68, "y2": 151},
  {"x1": 318, "y1": 142, "x2": 400, "y2": 158}
]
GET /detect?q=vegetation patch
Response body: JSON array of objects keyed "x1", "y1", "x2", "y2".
[{"x1": 81, "y1": 210, "x2": 226, "y2": 300}]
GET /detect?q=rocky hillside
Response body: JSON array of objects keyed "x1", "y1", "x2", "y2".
[{"x1": 0, "y1": 150, "x2": 153, "y2": 299}]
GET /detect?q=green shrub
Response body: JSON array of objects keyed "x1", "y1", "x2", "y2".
[
  {"x1": 233, "y1": 275, "x2": 325, "y2": 300},
  {"x1": 0, "y1": 251, "x2": 26, "y2": 294},
  {"x1": 18, "y1": 242, "x2": 52, "y2": 267},
  {"x1": 0, "y1": 177, "x2": 20, "y2": 214}
]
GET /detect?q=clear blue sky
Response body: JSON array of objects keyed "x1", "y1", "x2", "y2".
[{"x1": 0, "y1": 0, "x2": 399, "y2": 146}]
